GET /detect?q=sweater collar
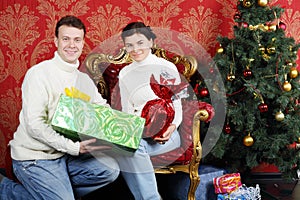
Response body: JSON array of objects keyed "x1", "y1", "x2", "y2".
[
  {"x1": 53, "y1": 51, "x2": 79, "y2": 72},
  {"x1": 133, "y1": 51, "x2": 154, "y2": 66}
]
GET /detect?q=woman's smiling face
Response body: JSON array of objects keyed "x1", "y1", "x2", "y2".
[{"x1": 124, "y1": 33, "x2": 153, "y2": 62}]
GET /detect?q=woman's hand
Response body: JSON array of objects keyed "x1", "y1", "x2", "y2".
[
  {"x1": 79, "y1": 138, "x2": 111, "y2": 154},
  {"x1": 154, "y1": 124, "x2": 176, "y2": 144}
]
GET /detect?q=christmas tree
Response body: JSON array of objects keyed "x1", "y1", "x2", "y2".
[{"x1": 204, "y1": 0, "x2": 300, "y2": 179}]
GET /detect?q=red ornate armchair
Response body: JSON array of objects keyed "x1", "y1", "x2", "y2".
[{"x1": 85, "y1": 46, "x2": 214, "y2": 200}]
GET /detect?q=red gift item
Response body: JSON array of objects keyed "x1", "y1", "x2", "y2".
[
  {"x1": 141, "y1": 74, "x2": 188, "y2": 139},
  {"x1": 213, "y1": 173, "x2": 242, "y2": 194}
]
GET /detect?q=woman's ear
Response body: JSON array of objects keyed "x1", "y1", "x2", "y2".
[{"x1": 150, "y1": 38, "x2": 154, "y2": 48}]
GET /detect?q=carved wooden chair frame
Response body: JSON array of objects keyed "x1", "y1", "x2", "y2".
[{"x1": 85, "y1": 46, "x2": 207, "y2": 200}]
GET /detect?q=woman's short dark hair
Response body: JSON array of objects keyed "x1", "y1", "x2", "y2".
[
  {"x1": 55, "y1": 15, "x2": 86, "y2": 37},
  {"x1": 121, "y1": 22, "x2": 156, "y2": 41}
]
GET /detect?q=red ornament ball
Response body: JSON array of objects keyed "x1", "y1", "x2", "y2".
[
  {"x1": 234, "y1": 13, "x2": 241, "y2": 20},
  {"x1": 243, "y1": 69, "x2": 252, "y2": 78},
  {"x1": 278, "y1": 22, "x2": 286, "y2": 31},
  {"x1": 199, "y1": 88, "x2": 209, "y2": 97},
  {"x1": 288, "y1": 142, "x2": 297, "y2": 149},
  {"x1": 224, "y1": 124, "x2": 231, "y2": 134},
  {"x1": 258, "y1": 103, "x2": 268, "y2": 113},
  {"x1": 241, "y1": 22, "x2": 249, "y2": 28}
]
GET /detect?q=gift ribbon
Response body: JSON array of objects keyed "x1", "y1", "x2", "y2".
[
  {"x1": 65, "y1": 87, "x2": 91, "y2": 102},
  {"x1": 214, "y1": 173, "x2": 242, "y2": 194}
]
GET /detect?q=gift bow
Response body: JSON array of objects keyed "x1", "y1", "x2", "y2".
[
  {"x1": 214, "y1": 173, "x2": 242, "y2": 194},
  {"x1": 65, "y1": 87, "x2": 91, "y2": 102},
  {"x1": 220, "y1": 177, "x2": 241, "y2": 191}
]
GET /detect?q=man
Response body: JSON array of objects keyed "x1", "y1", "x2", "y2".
[{"x1": 0, "y1": 15, "x2": 119, "y2": 200}]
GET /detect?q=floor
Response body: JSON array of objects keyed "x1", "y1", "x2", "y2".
[
  {"x1": 268, "y1": 180, "x2": 300, "y2": 200},
  {"x1": 261, "y1": 180, "x2": 300, "y2": 200},
  {"x1": 291, "y1": 181, "x2": 300, "y2": 200},
  {"x1": 243, "y1": 173, "x2": 299, "y2": 200},
  {"x1": 82, "y1": 173, "x2": 300, "y2": 200},
  {"x1": 3, "y1": 166, "x2": 300, "y2": 199}
]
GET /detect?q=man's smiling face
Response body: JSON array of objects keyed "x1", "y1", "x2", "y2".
[{"x1": 54, "y1": 25, "x2": 85, "y2": 64}]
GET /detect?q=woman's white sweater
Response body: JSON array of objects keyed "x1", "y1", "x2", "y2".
[{"x1": 119, "y1": 52, "x2": 183, "y2": 129}]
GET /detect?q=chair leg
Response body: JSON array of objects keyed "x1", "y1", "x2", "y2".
[{"x1": 187, "y1": 171, "x2": 200, "y2": 200}]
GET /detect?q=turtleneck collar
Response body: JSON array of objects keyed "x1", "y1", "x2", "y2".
[
  {"x1": 133, "y1": 51, "x2": 154, "y2": 66},
  {"x1": 53, "y1": 51, "x2": 79, "y2": 72}
]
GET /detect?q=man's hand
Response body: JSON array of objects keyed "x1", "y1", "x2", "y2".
[{"x1": 79, "y1": 138, "x2": 111, "y2": 154}]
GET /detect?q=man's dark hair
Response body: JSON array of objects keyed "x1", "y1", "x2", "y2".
[
  {"x1": 55, "y1": 15, "x2": 86, "y2": 37},
  {"x1": 121, "y1": 22, "x2": 157, "y2": 41}
]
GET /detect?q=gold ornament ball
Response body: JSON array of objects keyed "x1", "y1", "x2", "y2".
[
  {"x1": 290, "y1": 67, "x2": 298, "y2": 78},
  {"x1": 217, "y1": 47, "x2": 224, "y2": 53},
  {"x1": 267, "y1": 46, "x2": 276, "y2": 54},
  {"x1": 258, "y1": 0, "x2": 268, "y2": 6},
  {"x1": 268, "y1": 24, "x2": 277, "y2": 31},
  {"x1": 227, "y1": 74, "x2": 235, "y2": 81},
  {"x1": 243, "y1": 135, "x2": 254, "y2": 147},
  {"x1": 243, "y1": 0, "x2": 252, "y2": 7},
  {"x1": 275, "y1": 111, "x2": 285, "y2": 121},
  {"x1": 282, "y1": 81, "x2": 292, "y2": 92},
  {"x1": 258, "y1": 46, "x2": 265, "y2": 52}
]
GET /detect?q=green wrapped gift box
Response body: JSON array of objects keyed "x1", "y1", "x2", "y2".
[{"x1": 51, "y1": 94, "x2": 145, "y2": 151}]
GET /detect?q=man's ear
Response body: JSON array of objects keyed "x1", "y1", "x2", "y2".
[{"x1": 54, "y1": 37, "x2": 58, "y2": 47}]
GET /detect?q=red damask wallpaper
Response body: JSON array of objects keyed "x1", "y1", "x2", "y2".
[{"x1": 0, "y1": 0, "x2": 299, "y2": 169}]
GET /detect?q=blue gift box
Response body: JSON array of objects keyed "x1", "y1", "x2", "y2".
[
  {"x1": 217, "y1": 193, "x2": 247, "y2": 200},
  {"x1": 216, "y1": 184, "x2": 261, "y2": 200}
]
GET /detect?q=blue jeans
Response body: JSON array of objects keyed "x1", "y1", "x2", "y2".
[
  {"x1": 3, "y1": 153, "x2": 119, "y2": 200},
  {"x1": 0, "y1": 177, "x2": 33, "y2": 200},
  {"x1": 115, "y1": 130, "x2": 181, "y2": 200}
]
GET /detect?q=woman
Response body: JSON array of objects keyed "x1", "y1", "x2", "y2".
[{"x1": 117, "y1": 22, "x2": 184, "y2": 200}]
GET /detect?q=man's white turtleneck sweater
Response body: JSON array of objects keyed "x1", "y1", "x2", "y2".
[
  {"x1": 119, "y1": 52, "x2": 183, "y2": 129},
  {"x1": 10, "y1": 51, "x2": 107, "y2": 161}
]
